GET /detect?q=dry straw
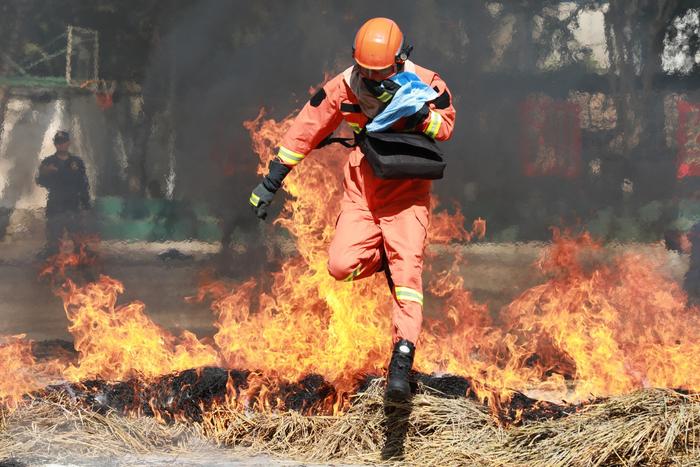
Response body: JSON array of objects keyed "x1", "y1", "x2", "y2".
[
  {"x1": 0, "y1": 392, "x2": 199, "y2": 463},
  {"x1": 201, "y1": 381, "x2": 700, "y2": 466},
  {"x1": 3, "y1": 381, "x2": 700, "y2": 465}
]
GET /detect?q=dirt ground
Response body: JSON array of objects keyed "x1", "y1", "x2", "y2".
[
  {"x1": 3, "y1": 453, "x2": 365, "y2": 466},
  {"x1": 0, "y1": 239, "x2": 221, "y2": 341}
]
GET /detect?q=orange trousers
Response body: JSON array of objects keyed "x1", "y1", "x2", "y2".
[{"x1": 327, "y1": 153, "x2": 430, "y2": 344}]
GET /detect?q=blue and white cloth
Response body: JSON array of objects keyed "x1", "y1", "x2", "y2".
[{"x1": 365, "y1": 72, "x2": 438, "y2": 132}]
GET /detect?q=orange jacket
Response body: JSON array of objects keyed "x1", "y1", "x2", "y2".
[
  {"x1": 275, "y1": 61, "x2": 455, "y2": 212},
  {"x1": 277, "y1": 61, "x2": 455, "y2": 164}
]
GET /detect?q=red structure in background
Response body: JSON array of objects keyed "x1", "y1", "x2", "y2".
[
  {"x1": 80, "y1": 80, "x2": 116, "y2": 111},
  {"x1": 520, "y1": 97, "x2": 581, "y2": 178},
  {"x1": 677, "y1": 100, "x2": 700, "y2": 179},
  {"x1": 94, "y1": 91, "x2": 114, "y2": 111}
]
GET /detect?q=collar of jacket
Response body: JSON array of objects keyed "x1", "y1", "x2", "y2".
[{"x1": 343, "y1": 60, "x2": 417, "y2": 120}]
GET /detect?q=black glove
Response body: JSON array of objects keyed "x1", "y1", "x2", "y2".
[
  {"x1": 403, "y1": 103, "x2": 430, "y2": 131},
  {"x1": 249, "y1": 159, "x2": 292, "y2": 220},
  {"x1": 363, "y1": 78, "x2": 401, "y2": 104},
  {"x1": 250, "y1": 183, "x2": 275, "y2": 220}
]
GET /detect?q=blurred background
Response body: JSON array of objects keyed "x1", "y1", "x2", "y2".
[{"x1": 1, "y1": 0, "x2": 699, "y2": 244}]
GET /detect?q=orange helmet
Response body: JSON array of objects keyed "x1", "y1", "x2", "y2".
[{"x1": 353, "y1": 17, "x2": 405, "y2": 70}]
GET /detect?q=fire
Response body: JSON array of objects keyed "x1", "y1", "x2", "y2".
[
  {"x1": 58, "y1": 276, "x2": 218, "y2": 381},
  {"x1": 6, "y1": 104, "x2": 700, "y2": 418},
  {"x1": 0, "y1": 335, "x2": 64, "y2": 408},
  {"x1": 203, "y1": 111, "x2": 395, "y2": 395},
  {"x1": 429, "y1": 198, "x2": 486, "y2": 243},
  {"x1": 221, "y1": 110, "x2": 700, "y2": 407},
  {"x1": 0, "y1": 336, "x2": 41, "y2": 408},
  {"x1": 192, "y1": 110, "x2": 489, "y2": 401},
  {"x1": 501, "y1": 230, "x2": 700, "y2": 400},
  {"x1": 38, "y1": 242, "x2": 96, "y2": 280}
]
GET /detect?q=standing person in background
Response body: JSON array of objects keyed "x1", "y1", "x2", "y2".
[{"x1": 35, "y1": 131, "x2": 91, "y2": 257}]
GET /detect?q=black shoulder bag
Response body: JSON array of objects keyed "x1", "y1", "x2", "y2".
[
  {"x1": 357, "y1": 130, "x2": 446, "y2": 180},
  {"x1": 317, "y1": 130, "x2": 446, "y2": 180}
]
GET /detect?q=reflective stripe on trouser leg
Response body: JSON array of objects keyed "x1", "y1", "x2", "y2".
[
  {"x1": 394, "y1": 286, "x2": 424, "y2": 305},
  {"x1": 342, "y1": 265, "x2": 363, "y2": 282},
  {"x1": 392, "y1": 286, "x2": 424, "y2": 344}
]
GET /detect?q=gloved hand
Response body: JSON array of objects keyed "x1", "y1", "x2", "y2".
[
  {"x1": 402, "y1": 103, "x2": 430, "y2": 131},
  {"x1": 249, "y1": 158, "x2": 292, "y2": 220},
  {"x1": 250, "y1": 183, "x2": 275, "y2": 220},
  {"x1": 363, "y1": 78, "x2": 401, "y2": 104}
]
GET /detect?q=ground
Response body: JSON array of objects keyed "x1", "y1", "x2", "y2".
[{"x1": 9, "y1": 453, "x2": 363, "y2": 466}]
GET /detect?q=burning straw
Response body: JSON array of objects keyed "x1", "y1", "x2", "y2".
[{"x1": 5, "y1": 110, "x2": 700, "y2": 465}]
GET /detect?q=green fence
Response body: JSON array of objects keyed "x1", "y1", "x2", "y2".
[{"x1": 95, "y1": 196, "x2": 221, "y2": 242}]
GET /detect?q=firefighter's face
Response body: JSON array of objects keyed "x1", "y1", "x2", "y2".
[
  {"x1": 55, "y1": 141, "x2": 70, "y2": 151},
  {"x1": 357, "y1": 64, "x2": 396, "y2": 81}
]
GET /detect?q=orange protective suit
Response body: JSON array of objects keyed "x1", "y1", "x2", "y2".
[{"x1": 276, "y1": 61, "x2": 456, "y2": 344}]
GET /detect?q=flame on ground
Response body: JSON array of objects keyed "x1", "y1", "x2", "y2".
[
  {"x1": 0, "y1": 335, "x2": 64, "y2": 408},
  {"x1": 58, "y1": 276, "x2": 219, "y2": 382}
]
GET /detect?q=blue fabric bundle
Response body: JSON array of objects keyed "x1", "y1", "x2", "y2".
[{"x1": 366, "y1": 72, "x2": 438, "y2": 132}]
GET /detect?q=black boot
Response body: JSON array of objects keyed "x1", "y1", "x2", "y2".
[{"x1": 386, "y1": 339, "x2": 415, "y2": 402}]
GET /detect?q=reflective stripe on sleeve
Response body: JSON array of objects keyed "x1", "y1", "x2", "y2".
[
  {"x1": 394, "y1": 286, "x2": 424, "y2": 306},
  {"x1": 249, "y1": 192, "x2": 260, "y2": 207},
  {"x1": 423, "y1": 111, "x2": 443, "y2": 139},
  {"x1": 277, "y1": 146, "x2": 306, "y2": 166}
]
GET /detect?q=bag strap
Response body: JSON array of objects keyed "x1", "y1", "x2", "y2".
[{"x1": 316, "y1": 135, "x2": 357, "y2": 149}]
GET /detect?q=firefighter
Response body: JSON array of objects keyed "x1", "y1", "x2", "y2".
[
  {"x1": 35, "y1": 131, "x2": 91, "y2": 257},
  {"x1": 250, "y1": 17, "x2": 456, "y2": 401}
]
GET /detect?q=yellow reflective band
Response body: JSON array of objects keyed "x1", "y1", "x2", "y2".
[
  {"x1": 343, "y1": 265, "x2": 362, "y2": 282},
  {"x1": 423, "y1": 111, "x2": 442, "y2": 139},
  {"x1": 394, "y1": 286, "x2": 424, "y2": 306},
  {"x1": 249, "y1": 192, "x2": 260, "y2": 207},
  {"x1": 278, "y1": 146, "x2": 306, "y2": 166},
  {"x1": 348, "y1": 122, "x2": 362, "y2": 133},
  {"x1": 377, "y1": 91, "x2": 392, "y2": 103}
]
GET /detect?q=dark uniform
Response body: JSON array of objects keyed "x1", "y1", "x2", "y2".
[{"x1": 35, "y1": 152, "x2": 91, "y2": 255}]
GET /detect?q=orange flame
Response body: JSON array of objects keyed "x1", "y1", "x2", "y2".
[
  {"x1": 0, "y1": 336, "x2": 41, "y2": 408},
  {"x1": 10, "y1": 106, "x2": 700, "y2": 418},
  {"x1": 58, "y1": 276, "x2": 218, "y2": 381},
  {"x1": 500, "y1": 231, "x2": 700, "y2": 401}
]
